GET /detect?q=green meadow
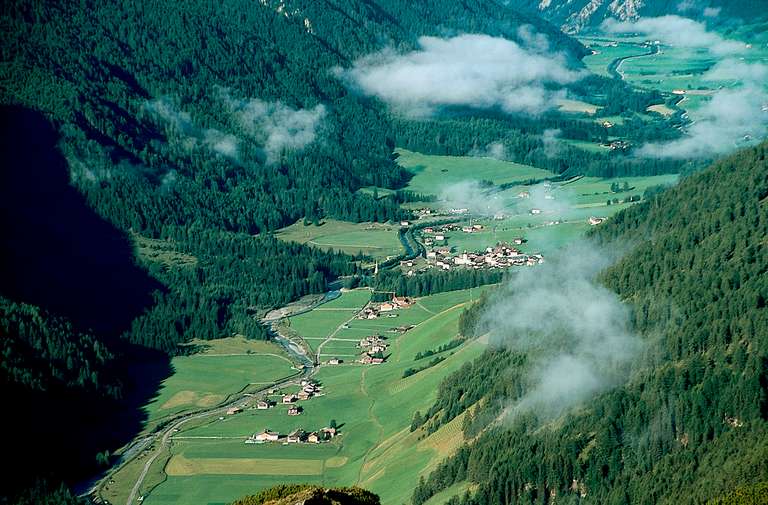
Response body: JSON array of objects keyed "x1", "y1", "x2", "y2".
[
  {"x1": 142, "y1": 338, "x2": 298, "y2": 429},
  {"x1": 276, "y1": 219, "x2": 404, "y2": 259},
  {"x1": 414, "y1": 172, "x2": 678, "y2": 254},
  {"x1": 580, "y1": 39, "x2": 651, "y2": 76},
  {"x1": 396, "y1": 148, "x2": 553, "y2": 196},
  {"x1": 287, "y1": 289, "x2": 373, "y2": 353},
  {"x1": 142, "y1": 287, "x2": 492, "y2": 505}
]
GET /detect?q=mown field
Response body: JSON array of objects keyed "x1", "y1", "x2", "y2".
[
  {"x1": 142, "y1": 337, "x2": 298, "y2": 429},
  {"x1": 275, "y1": 219, "x2": 404, "y2": 259},
  {"x1": 396, "y1": 148, "x2": 553, "y2": 197},
  {"x1": 141, "y1": 286, "x2": 493, "y2": 505}
]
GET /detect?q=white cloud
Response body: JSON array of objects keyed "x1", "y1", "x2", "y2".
[
  {"x1": 602, "y1": 15, "x2": 746, "y2": 55},
  {"x1": 222, "y1": 93, "x2": 326, "y2": 164},
  {"x1": 145, "y1": 97, "x2": 240, "y2": 159},
  {"x1": 637, "y1": 60, "x2": 768, "y2": 159},
  {"x1": 480, "y1": 242, "x2": 642, "y2": 420},
  {"x1": 146, "y1": 94, "x2": 326, "y2": 164},
  {"x1": 337, "y1": 34, "x2": 583, "y2": 116}
]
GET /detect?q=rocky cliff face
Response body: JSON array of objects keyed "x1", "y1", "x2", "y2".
[{"x1": 508, "y1": 0, "x2": 757, "y2": 33}]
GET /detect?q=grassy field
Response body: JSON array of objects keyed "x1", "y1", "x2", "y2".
[
  {"x1": 275, "y1": 219, "x2": 403, "y2": 260},
  {"x1": 396, "y1": 148, "x2": 553, "y2": 197},
  {"x1": 287, "y1": 289, "x2": 372, "y2": 353},
  {"x1": 143, "y1": 337, "x2": 298, "y2": 428},
  {"x1": 580, "y1": 39, "x2": 651, "y2": 76},
  {"x1": 141, "y1": 287, "x2": 493, "y2": 505},
  {"x1": 580, "y1": 25, "x2": 768, "y2": 118},
  {"x1": 555, "y1": 97, "x2": 598, "y2": 115}
]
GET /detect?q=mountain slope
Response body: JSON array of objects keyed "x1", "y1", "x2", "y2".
[
  {"x1": 412, "y1": 142, "x2": 768, "y2": 504},
  {"x1": 507, "y1": 0, "x2": 768, "y2": 33}
]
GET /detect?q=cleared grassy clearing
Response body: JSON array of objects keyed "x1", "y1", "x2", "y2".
[
  {"x1": 556, "y1": 97, "x2": 598, "y2": 114},
  {"x1": 143, "y1": 338, "x2": 297, "y2": 426},
  {"x1": 397, "y1": 148, "x2": 553, "y2": 196},
  {"x1": 275, "y1": 219, "x2": 403, "y2": 259},
  {"x1": 422, "y1": 482, "x2": 476, "y2": 505}
]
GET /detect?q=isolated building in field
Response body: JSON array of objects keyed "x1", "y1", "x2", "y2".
[
  {"x1": 252, "y1": 430, "x2": 280, "y2": 442},
  {"x1": 328, "y1": 357, "x2": 341, "y2": 365},
  {"x1": 227, "y1": 407, "x2": 242, "y2": 415},
  {"x1": 288, "y1": 406, "x2": 302, "y2": 416}
]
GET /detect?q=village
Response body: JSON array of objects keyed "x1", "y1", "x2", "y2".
[{"x1": 219, "y1": 377, "x2": 341, "y2": 446}]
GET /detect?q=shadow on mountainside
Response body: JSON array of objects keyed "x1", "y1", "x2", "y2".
[{"x1": 0, "y1": 105, "x2": 172, "y2": 490}]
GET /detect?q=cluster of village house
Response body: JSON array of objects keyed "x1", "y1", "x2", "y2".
[
  {"x1": 358, "y1": 334, "x2": 389, "y2": 364},
  {"x1": 246, "y1": 425, "x2": 337, "y2": 444},
  {"x1": 414, "y1": 237, "x2": 544, "y2": 272},
  {"x1": 358, "y1": 295, "x2": 413, "y2": 320},
  {"x1": 226, "y1": 378, "x2": 321, "y2": 421}
]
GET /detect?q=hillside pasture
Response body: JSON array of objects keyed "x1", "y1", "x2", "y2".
[
  {"x1": 275, "y1": 219, "x2": 403, "y2": 259},
  {"x1": 143, "y1": 338, "x2": 297, "y2": 427},
  {"x1": 396, "y1": 149, "x2": 553, "y2": 197}
]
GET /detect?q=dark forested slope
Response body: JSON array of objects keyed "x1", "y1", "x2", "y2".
[{"x1": 412, "y1": 143, "x2": 768, "y2": 504}]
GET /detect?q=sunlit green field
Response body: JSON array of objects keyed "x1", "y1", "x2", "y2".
[
  {"x1": 397, "y1": 148, "x2": 553, "y2": 197},
  {"x1": 142, "y1": 287, "x2": 493, "y2": 505},
  {"x1": 581, "y1": 39, "x2": 651, "y2": 76},
  {"x1": 288, "y1": 289, "x2": 372, "y2": 352},
  {"x1": 143, "y1": 338, "x2": 298, "y2": 429},
  {"x1": 276, "y1": 219, "x2": 404, "y2": 259}
]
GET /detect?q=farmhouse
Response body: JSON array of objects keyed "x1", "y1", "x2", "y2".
[
  {"x1": 287, "y1": 429, "x2": 306, "y2": 443},
  {"x1": 379, "y1": 302, "x2": 395, "y2": 311},
  {"x1": 287, "y1": 406, "x2": 302, "y2": 416},
  {"x1": 256, "y1": 400, "x2": 272, "y2": 410},
  {"x1": 322, "y1": 427, "x2": 337, "y2": 438},
  {"x1": 530, "y1": 208, "x2": 542, "y2": 215},
  {"x1": 282, "y1": 394, "x2": 298, "y2": 404},
  {"x1": 327, "y1": 357, "x2": 341, "y2": 365},
  {"x1": 227, "y1": 407, "x2": 242, "y2": 415},
  {"x1": 308, "y1": 432, "x2": 322, "y2": 443},
  {"x1": 359, "y1": 307, "x2": 380, "y2": 320},
  {"x1": 251, "y1": 430, "x2": 280, "y2": 442},
  {"x1": 298, "y1": 390, "x2": 312, "y2": 401},
  {"x1": 392, "y1": 296, "x2": 413, "y2": 308}
]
